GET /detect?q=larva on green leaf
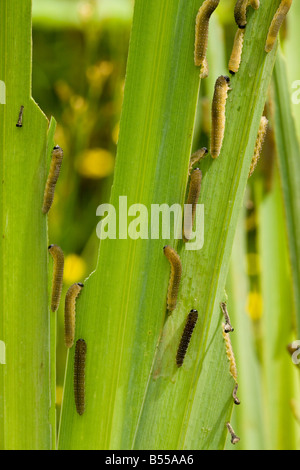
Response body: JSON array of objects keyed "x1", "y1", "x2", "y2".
[
  {"x1": 222, "y1": 323, "x2": 237, "y2": 381},
  {"x1": 42, "y1": 145, "x2": 64, "y2": 214},
  {"x1": 228, "y1": 28, "x2": 245, "y2": 75},
  {"x1": 176, "y1": 309, "x2": 198, "y2": 368},
  {"x1": 74, "y1": 338, "x2": 87, "y2": 416},
  {"x1": 222, "y1": 323, "x2": 240, "y2": 405},
  {"x1": 183, "y1": 168, "x2": 202, "y2": 242},
  {"x1": 248, "y1": 116, "x2": 268, "y2": 178},
  {"x1": 210, "y1": 75, "x2": 231, "y2": 159},
  {"x1": 48, "y1": 244, "x2": 64, "y2": 312},
  {"x1": 199, "y1": 57, "x2": 209, "y2": 79},
  {"x1": 234, "y1": 0, "x2": 249, "y2": 29},
  {"x1": 226, "y1": 422, "x2": 240, "y2": 445},
  {"x1": 234, "y1": 0, "x2": 259, "y2": 29},
  {"x1": 194, "y1": 0, "x2": 220, "y2": 73},
  {"x1": 16, "y1": 105, "x2": 24, "y2": 128},
  {"x1": 189, "y1": 147, "x2": 208, "y2": 174},
  {"x1": 65, "y1": 283, "x2": 84, "y2": 348},
  {"x1": 163, "y1": 245, "x2": 182, "y2": 312},
  {"x1": 249, "y1": 0, "x2": 260, "y2": 9},
  {"x1": 265, "y1": 0, "x2": 292, "y2": 53}
]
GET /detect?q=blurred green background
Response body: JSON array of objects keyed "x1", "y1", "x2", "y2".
[
  {"x1": 32, "y1": 0, "x2": 133, "y2": 406},
  {"x1": 32, "y1": 0, "x2": 300, "y2": 449}
]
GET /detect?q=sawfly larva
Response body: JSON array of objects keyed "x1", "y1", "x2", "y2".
[
  {"x1": 222, "y1": 323, "x2": 237, "y2": 381},
  {"x1": 176, "y1": 309, "x2": 198, "y2": 368},
  {"x1": 194, "y1": 0, "x2": 220, "y2": 75},
  {"x1": 234, "y1": 0, "x2": 259, "y2": 29},
  {"x1": 163, "y1": 245, "x2": 182, "y2": 312},
  {"x1": 210, "y1": 75, "x2": 231, "y2": 159},
  {"x1": 248, "y1": 116, "x2": 268, "y2": 178},
  {"x1": 65, "y1": 283, "x2": 84, "y2": 349},
  {"x1": 228, "y1": 28, "x2": 245, "y2": 75},
  {"x1": 42, "y1": 145, "x2": 64, "y2": 214},
  {"x1": 249, "y1": 0, "x2": 260, "y2": 9},
  {"x1": 183, "y1": 168, "x2": 202, "y2": 242},
  {"x1": 74, "y1": 338, "x2": 87, "y2": 416},
  {"x1": 48, "y1": 244, "x2": 64, "y2": 312},
  {"x1": 265, "y1": 0, "x2": 293, "y2": 53}
]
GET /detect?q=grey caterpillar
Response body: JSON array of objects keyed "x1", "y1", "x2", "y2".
[{"x1": 74, "y1": 338, "x2": 87, "y2": 416}]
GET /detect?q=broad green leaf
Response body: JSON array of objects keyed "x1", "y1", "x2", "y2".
[
  {"x1": 284, "y1": 0, "x2": 300, "y2": 142},
  {"x1": 58, "y1": 0, "x2": 282, "y2": 450},
  {"x1": 258, "y1": 173, "x2": 299, "y2": 450},
  {"x1": 0, "y1": 0, "x2": 55, "y2": 449},
  {"x1": 226, "y1": 209, "x2": 266, "y2": 450},
  {"x1": 272, "y1": 51, "x2": 300, "y2": 337}
]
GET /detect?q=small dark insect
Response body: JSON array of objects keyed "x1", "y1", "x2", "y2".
[
  {"x1": 42, "y1": 145, "x2": 64, "y2": 214},
  {"x1": 183, "y1": 168, "x2": 202, "y2": 242},
  {"x1": 265, "y1": 0, "x2": 292, "y2": 52},
  {"x1": 74, "y1": 338, "x2": 87, "y2": 416},
  {"x1": 220, "y1": 302, "x2": 234, "y2": 333},
  {"x1": 16, "y1": 105, "x2": 24, "y2": 128},
  {"x1": 163, "y1": 245, "x2": 182, "y2": 312},
  {"x1": 226, "y1": 422, "x2": 240, "y2": 445},
  {"x1": 48, "y1": 244, "x2": 64, "y2": 312},
  {"x1": 176, "y1": 309, "x2": 198, "y2": 368},
  {"x1": 233, "y1": 383, "x2": 241, "y2": 405},
  {"x1": 65, "y1": 283, "x2": 84, "y2": 349}
]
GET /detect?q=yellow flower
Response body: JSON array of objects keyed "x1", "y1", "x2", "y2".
[
  {"x1": 77, "y1": 148, "x2": 114, "y2": 179},
  {"x1": 56, "y1": 385, "x2": 63, "y2": 407},
  {"x1": 246, "y1": 291, "x2": 263, "y2": 321},
  {"x1": 63, "y1": 254, "x2": 87, "y2": 284}
]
